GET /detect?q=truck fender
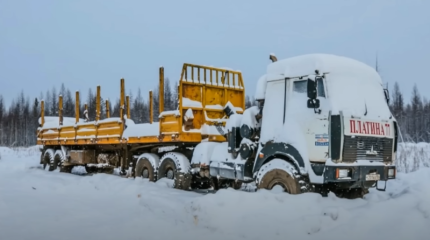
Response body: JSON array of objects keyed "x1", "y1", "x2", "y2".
[
  {"x1": 136, "y1": 153, "x2": 160, "y2": 173},
  {"x1": 253, "y1": 142, "x2": 306, "y2": 176}
]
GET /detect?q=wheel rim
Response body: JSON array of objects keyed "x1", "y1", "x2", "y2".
[
  {"x1": 142, "y1": 168, "x2": 149, "y2": 178},
  {"x1": 166, "y1": 168, "x2": 174, "y2": 179}
]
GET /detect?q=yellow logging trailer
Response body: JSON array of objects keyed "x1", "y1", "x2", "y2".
[{"x1": 37, "y1": 63, "x2": 245, "y2": 189}]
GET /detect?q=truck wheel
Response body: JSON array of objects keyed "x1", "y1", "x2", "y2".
[
  {"x1": 158, "y1": 157, "x2": 177, "y2": 180},
  {"x1": 256, "y1": 159, "x2": 301, "y2": 194},
  {"x1": 135, "y1": 157, "x2": 156, "y2": 182},
  {"x1": 42, "y1": 149, "x2": 55, "y2": 171},
  {"x1": 53, "y1": 150, "x2": 65, "y2": 171}
]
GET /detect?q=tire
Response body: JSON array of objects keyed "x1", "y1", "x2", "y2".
[
  {"x1": 256, "y1": 159, "x2": 301, "y2": 194},
  {"x1": 135, "y1": 157, "x2": 156, "y2": 181},
  {"x1": 42, "y1": 149, "x2": 55, "y2": 171},
  {"x1": 158, "y1": 157, "x2": 177, "y2": 181},
  {"x1": 53, "y1": 150, "x2": 65, "y2": 171},
  {"x1": 158, "y1": 152, "x2": 192, "y2": 190}
]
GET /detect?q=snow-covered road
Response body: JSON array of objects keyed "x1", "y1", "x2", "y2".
[{"x1": 0, "y1": 146, "x2": 429, "y2": 240}]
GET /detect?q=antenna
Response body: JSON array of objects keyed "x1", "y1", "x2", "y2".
[{"x1": 375, "y1": 52, "x2": 379, "y2": 73}]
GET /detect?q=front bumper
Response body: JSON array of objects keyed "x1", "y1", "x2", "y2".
[{"x1": 323, "y1": 164, "x2": 396, "y2": 184}]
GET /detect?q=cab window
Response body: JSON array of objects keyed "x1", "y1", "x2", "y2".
[
  {"x1": 316, "y1": 77, "x2": 326, "y2": 97},
  {"x1": 293, "y1": 78, "x2": 326, "y2": 97}
]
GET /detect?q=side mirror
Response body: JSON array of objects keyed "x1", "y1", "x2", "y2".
[
  {"x1": 384, "y1": 89, "x2": 390, "y2": 105},
  {"x1": 307, "y1": 99, "x2": 320, "y2": 109},
  {"x1": 307, "y1": 79, "x2": 317, "y2": 99}
]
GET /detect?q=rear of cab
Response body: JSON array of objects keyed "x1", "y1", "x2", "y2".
[{"x1": 256, "y1": 54, "x2": 397, "y2": 189}]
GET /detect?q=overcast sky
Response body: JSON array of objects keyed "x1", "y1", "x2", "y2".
[{"x1": 1, "y1": 0, "x2": 429, "y2": 107}]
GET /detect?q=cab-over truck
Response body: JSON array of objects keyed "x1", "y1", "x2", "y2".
[{"x1": 37, "y1": 53, "x2": 397, "y2": 198}]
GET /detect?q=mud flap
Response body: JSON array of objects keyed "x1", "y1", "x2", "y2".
[{"x1": 376, "y1": 180, "x2": 387, "y2": 191}]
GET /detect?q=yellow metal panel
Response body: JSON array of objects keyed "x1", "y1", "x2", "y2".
[
  {"x1": 59, "y1": 126, "x2": 75, "y2": 141},
  {"x1": 160, "y1": 114, "x2": 180, "y2": 134},
  {"x1": 43, "y1": 129, "x2": 59, "y2": 140},
  {"x1": 182, "y1": 84, "x2": 202, "y2": 104},
  {"x1": 97, "y1": 121, "x2": 122, "y2": 139},
  {"x1": 204, "y1": 87, "x2": 225, "y2": 106},
  {"x1": 226, "y1": 89, "x2": 245, "y2": 112},
  {"x1": 76, "y1": 123, "x2": 97, "y2": 140}
]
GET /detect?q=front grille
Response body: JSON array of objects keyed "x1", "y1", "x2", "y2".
[{"x1": 342, "y1": 135, "x2": 393, "y2": 162}]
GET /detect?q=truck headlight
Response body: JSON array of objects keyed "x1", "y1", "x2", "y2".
[
  {"x1": 388, "y1": 168, "x2": 396, "y2": 178},
  {"x1": 336, "y1": 168, "x2": 350, "y2": 179}
]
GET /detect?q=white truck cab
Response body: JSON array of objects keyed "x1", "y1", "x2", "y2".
[{"x1": 192, "y1": 53, "x2": 397, "y2": 198}]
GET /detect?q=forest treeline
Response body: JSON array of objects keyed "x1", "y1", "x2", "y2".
[
  {"x1": 0, "y1": 78, "x2": 256, "y2": 146},
  {"x1": 0, "y1": 79, "x2": 427, "y2": 147}
]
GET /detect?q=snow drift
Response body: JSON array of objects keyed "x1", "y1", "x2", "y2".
[{"x1": 0, "y1": 146, "x2": 429, "y2": 240}]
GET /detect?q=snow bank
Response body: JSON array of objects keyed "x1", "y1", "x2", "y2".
[{"x1": 0, "y1": 147, "x2": 429, "y2": 240}]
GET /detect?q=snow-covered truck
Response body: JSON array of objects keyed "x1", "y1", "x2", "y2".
[{"x1": 37, "y1": 54, "x2": 397, "y2": 198}]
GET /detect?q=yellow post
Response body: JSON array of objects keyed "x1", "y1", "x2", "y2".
[
  {"x1": 96, "y1": 85, "x2": 101, "y2": 121},
  {"x1": 126, "y1": 95, "x2": 130, "y2": 119},
  {"x1": 120, "y1": 78, "x2": 125, "y2": 120},
  {"x1": 159, "y1": 67, "x2": 164, "y2": 113},
  {"x1": 106, "y1": 100, "x2": 110, "y2": 118},
  {"x1": 149, "y1": 90, "x2": 153, "y2": 124},
  {"x1": 40, "y1": 100, "x2": 45, "y2": 127},
  {"x1": 59, "y1": 95, "x2": 63, "y2": 126},
  {"x1": 75, "y1": 91, "x2": 80, "y2": 124}
]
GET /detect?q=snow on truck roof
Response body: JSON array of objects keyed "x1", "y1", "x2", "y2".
[
  {"x1": 268, "y1": 53, "x2": 380, "y2": 81},
  {"x1": 255, "y1": 53, "x2": 382, "y2": 100},
  {"x1": 255, "y1": 54, "x2": 392, "y2": 119}
]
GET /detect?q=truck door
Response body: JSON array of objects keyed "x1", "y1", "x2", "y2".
[{"x1": 291, "y1": 77, "x2": 329, "y2": 163}]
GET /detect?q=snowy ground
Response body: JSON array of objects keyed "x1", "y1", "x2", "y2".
[{"x1": 0, "y1": 146, "x2": 429, "y2": 240}]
